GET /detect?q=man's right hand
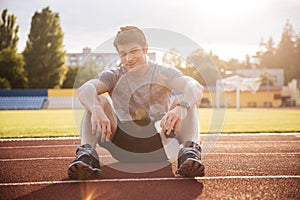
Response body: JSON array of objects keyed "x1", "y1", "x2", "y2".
[{"x1": 91, "y1": 105, "x2": 112, "y2": 142}]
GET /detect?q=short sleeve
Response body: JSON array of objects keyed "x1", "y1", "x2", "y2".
[
  {"x1": 98, "y1": 69, "x2": 119, "y2": 93},
  {"x1": 157, "y1": 65, "x2": 183, "y2": 86}
]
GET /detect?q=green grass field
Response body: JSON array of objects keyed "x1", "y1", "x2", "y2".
[{"x1": 0, "y1": 108, "x2": 300, "y2": 138}]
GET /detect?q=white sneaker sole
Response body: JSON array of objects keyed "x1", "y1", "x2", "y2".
[
  {"x1": 177, "y1": 158, "x2": 205, "y2": 177},
  {"x1": 68, "y1": 161, "x2": 102, "y2": 180}
]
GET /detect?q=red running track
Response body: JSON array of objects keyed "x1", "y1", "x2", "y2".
[{"x1": 0, "y1": 133, "x2": 300, "y2": 200}]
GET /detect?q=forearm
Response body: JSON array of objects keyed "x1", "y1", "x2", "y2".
[
  {"x1": 77, "y1": 79, "x2": 102, "y2": 112},
  {"x1": 181, "y1": 77, "x2": 203, "y2": 107}
]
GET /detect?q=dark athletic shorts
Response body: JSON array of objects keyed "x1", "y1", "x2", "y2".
[{"x1": 98, "y1": 118, "x2": 168, "y2": 162}]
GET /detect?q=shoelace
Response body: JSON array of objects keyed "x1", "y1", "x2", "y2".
[{"x1": 74, "y1": 142, "x2": 85, "y2": 151}]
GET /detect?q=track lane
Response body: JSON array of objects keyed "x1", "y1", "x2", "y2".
[
  {"x1": 0, "y1": 133, "x2": 299, "y2": 200},
  {"x1": 0, "y1": 177, "x2": 299, "y2": 200},
  {"x1": 1, "y1": 154, "x2": 299, "y2": 183}
]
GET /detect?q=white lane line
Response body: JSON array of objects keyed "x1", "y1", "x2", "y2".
[
  {"x1": 0, "y1": 133, "x2": 299, "y2": 142},
  {"x1": 1, "y1": 140, "x2": 300, "y2": 149},
  {"x1": 205, "y1": 133, "x2": 300, "y2": 136},
  {"x1": 205, "y1": 152, "x2": 300, "y2": 155},
  {"x1": 1, "y1": 175, "x2": 300, "y2": 186},
  {"x1": 0, "y1": 137, "x2": 80, "y2": 142},
  {"x1": 0, "y1": 145, "x2": 74, "y2": 149},
  {"x1": 0, "y1": 157, "x2": 74, "y2": 161},
  {"x1": 0, "y1": 156, "x2": 110, "y2": 162},
  {"x1": 1, "y1": 152, "x2": 299, "y2": 162},
  {"x1": 211, "y1": 140, "x2": 300, "y2": 144}
]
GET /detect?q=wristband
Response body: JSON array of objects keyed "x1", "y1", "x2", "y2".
[{"x1": 177, "y1": 101, "x2": 190, "y2": 110}]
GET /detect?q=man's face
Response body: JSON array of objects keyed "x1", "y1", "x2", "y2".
[{"x1": 117, "y1": 42, "x2": 148, "y2": 71}]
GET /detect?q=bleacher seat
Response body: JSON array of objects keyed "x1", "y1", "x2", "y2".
[
  {"x1": 0, "y1": 89, "x2": 85, "y2": 110},
  {"x1": 0, "y1": 96, "x2": 47, "y2": 110},
  {"x1": 47, "y1": 96, "x2": 83, "y2": 109}
]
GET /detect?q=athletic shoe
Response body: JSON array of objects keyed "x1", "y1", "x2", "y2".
[
  {"x1": 68, "y1": 143, "x2": 102, "y2": 180},
  {"x1": 176, "y1": 141, "x2": 205, "y2": 177}
]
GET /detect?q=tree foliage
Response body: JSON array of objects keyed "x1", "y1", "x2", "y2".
[
  {"x1": 162, "y1": 48, "x2": 220, "y2": 86},
  {"x1": 187, "y1": 49, "x2": 220, "y2": 86},
  {"x1": 256, "y1": 37, "x2": 276, "y2": 69},
  {"x1": 0, "y1": 9, "x2": 27, "y2": 89},
  {"x1": 62, "y1": 66, "x2": 79, "y2": 88},
  {"x1": 162, "y1": 48, "x2": 183, "y2": 69},
  {"x1": 0, "y1": 48, "x2": 27, "y2": 88},
  {"x1": 0, "y1": 77, "x2": 11, "y2": 89},
  {"x1": 209, "y1": 20, "x2": 300, "y2": 85},
  {"x1": 256, "y1": 20, "x2": 300, "y2": 84},
  {"x1": 0, "y1": 9, "x2": 19, "y2": 51},
  {"x1": 22, "y1": 7, "x2": 66, "y2": 88},
  {"x1": 74, "y1": 57, "x2": 104, "y2": 88}
]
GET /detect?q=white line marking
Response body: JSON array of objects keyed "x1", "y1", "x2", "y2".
[
  {"x1": 0, "y1": 133, "x2": 299, "y2": 142},
  {"x1": 1, "y1": 152, "x2": 299, "y2": 162},
  {"x1": 0, "y1": 145, "x2": 74, "y2": 149},
  {"x1": 212, "y1": 140, "x2": 300, "y2": 144},
  {"x1": 0, "y1": 137, "x2": 80, "y2": 142},
  {"x1": 208, "y1": 133, "x2": 300, "y2": 136},
  {"x1": 1, "y1": 140, "x2": 299, "y2": 149},
  {"x1": 1, "y1": 175, "x2": 299, "y2": 186},
  {"x1": 205, "y1": 152, "x2": 300, "y2": 155},
  {"x1": 0, "y1": 156, "x2": 110, "y2": 162},
  {"x1": 2, "y1": 145, "x2": 58, "y2": 149},
  {"x1": 0, "y1": 157, "x2": 74, "y2": 162}
]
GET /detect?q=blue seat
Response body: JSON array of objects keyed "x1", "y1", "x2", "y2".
[{"x1": 0, "y1": 96, "x2": 47, "y2": 110}]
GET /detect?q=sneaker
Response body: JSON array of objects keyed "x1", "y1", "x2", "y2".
[
  {"x1": 176, "y1": 141, "x2": 205, "y2": 177},
  {"x1": 68, "y1": 144, "x2": 102, "y2": 180}
]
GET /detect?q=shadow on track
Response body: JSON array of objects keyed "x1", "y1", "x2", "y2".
[{"x1": 14, "y1": 163, "x2": 203, "y2": 200}]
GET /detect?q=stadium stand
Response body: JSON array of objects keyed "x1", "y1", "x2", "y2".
[
  {"x1": 47, "y1": 89, "x2": 83, "y2": 109},
  {"x1": 0, "y1": 96, "x2": 47, "y2": 110},
  {"x1": 47, "y1": 96, "x2": 83, "y2": 109},
  {"x1": 0, "y1": 90, "x2": 48, "y2": 110},
  {"x1": 0, "y1": 89, "x2": 83, "y2": 110}
]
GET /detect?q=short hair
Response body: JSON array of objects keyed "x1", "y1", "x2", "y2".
[{"x1": 113, "y1": 26, "x2": 147, "y2": 50}]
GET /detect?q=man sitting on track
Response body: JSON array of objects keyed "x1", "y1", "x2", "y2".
[{"x1": 68, "y1": 25, "x2": 205, "y2": 179}]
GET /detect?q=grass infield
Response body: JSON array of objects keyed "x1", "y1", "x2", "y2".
[{"x1": 0, "y1": 108, "x2": 300, "y2": 138}]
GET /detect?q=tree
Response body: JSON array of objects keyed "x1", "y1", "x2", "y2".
[
  {"x1": 295, "y1": 33, "x2": 300, "y2": 79},
  {"x1": 0, "y1": 9, "x2": 19, "y2": 51},
  {"x1": 208, "y1": 51, "x2": 229, "y2": 77},
  {"x1": 0, "y1": 9, "x2": 27, "y2": 89},
  {"x1": 74, "y1": 57, "x2": 104, "y2": 88},
  {"x1": 0, "y1": 48, "x2": 27, "y2": 88},
  {"x1": 276, "y1": 20, "x2": 298, "y2": 84},
  {"x1": 23, "y1": 7, "x2": 66, "y2": 88},
  {"x1": 187, "y1": 49, "x2": 220, "y2": 86},
  {"x1": 260, "y1": 37, "x2": 276, "y2": 68},
  {"x1": 62, "y1": 66, "x2": 79, "y2": 88},
  {"x1": 161, "y1": 48, "x2": 209, "y2": 85},
  {"x1": 162, "y1": 48, "x2": 184, "y2": 69},
  {"x1": 0, "y1": 77, "x2": 11, "y2": 89},
  {"x1": 252, "y1": 20, "x2": 300, "y2": 84},
  {"x1": 253, "y1": 37, "x2": 266, "y2": 68}
]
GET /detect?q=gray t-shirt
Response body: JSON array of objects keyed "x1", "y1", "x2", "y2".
[{"x1": 98, "y1": 63, "x2": 182, "y2": 121}]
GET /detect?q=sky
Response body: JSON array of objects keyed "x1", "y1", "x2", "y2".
[{"x1": 1, "y1": 0, "x2": 300, "y2": 61}]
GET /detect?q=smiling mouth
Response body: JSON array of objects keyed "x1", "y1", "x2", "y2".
[{"x1": 126, "y1": 62, "x2": 137, "y2": 68}]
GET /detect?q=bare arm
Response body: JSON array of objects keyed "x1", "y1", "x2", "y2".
[
  {"x1": 161, "y1": 76, "x2": 204, "y2": 136},
  {"x1": 77, "y1": 79, "x2": 108, "y2": 111},
  {"x1": 170, "y1": 76, "x2": 204, "y2": 107},
  {"x1": 77, "y1": 79, "x2": 112, "y2": 142}
]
